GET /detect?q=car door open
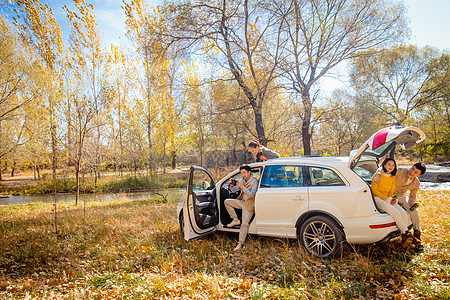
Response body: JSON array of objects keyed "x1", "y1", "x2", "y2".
[
  {"x1": 348, "y1": 126, "x2": 426, "y2": 170},
  {"x1": 183, "y1": 166, "x2": 219, "y2": 241}
]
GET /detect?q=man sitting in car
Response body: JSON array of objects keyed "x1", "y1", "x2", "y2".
[{"x1": 224, "y1": 165, "x2": 259, "y2": 251}]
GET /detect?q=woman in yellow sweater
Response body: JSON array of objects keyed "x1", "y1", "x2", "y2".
[{"x1": 372, "y1": 158, "x2": 414, "y2": 247}]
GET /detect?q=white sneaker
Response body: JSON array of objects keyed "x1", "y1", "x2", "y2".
[
  {"x1": 233, "y1": 243, "x2": 243, "y2": 251},
  {"x1": 227, "y1": 219, "x2": 241, "y2": 227}
]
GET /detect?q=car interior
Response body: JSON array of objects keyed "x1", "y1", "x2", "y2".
[
  {"x1": 262, "y1": 166, "x2": 304, "y2": 187},
  {"x1": 353, "y1": 158, "x2": 379, "y2": 184},
  {"x1": 352, "y1": 157, "x2": 396, "y2": 214},
  {"x1": 309, "y1": 167, "x2": 346, "y2": 186},
  {"x1": 190, "y1": 171, "x2": 218, "y2": 230},
  {"x1": 219, "y1": 167, "x2": 262, "y2": 227},
  {"x1": 310, "y1": 168, "x2": 324, "y2": 185}
]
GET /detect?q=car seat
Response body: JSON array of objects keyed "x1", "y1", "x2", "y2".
[
  {"x1": 268, "y1": 167, "x2": 286, "y2": 187},
  {"x1": 311, "y1": 169, "x2": 323, "y2": 186}
]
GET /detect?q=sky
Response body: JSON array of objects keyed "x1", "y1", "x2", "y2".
[
  {"x1": 49, "y1": 0, "x2": 163, "y2": 47},
  {"x1": 2, "y1": 0, "x2": 449, "y2": 51},
  {"x1": 87, "y1": 0, "x2": 450, "y2": 51},
  {"x1": 406, "y1": 0, "x2": 450, "y2": 50}
]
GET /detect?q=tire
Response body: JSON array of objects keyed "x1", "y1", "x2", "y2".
[
  {"x1": 299, "y1": 215, "x2": 345, "y2": 259},
  {"x1": 179, "y1": 211, "x2": 184, "y2": 235}
]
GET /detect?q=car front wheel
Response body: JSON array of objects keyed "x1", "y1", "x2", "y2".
[{"x1": 299, "y1": 215, "x2": 345, "y2": 258}]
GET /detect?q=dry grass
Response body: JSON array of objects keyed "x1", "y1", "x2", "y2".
[{"x1": 0, "y1": 190, "x2": 449, "y2": 299}]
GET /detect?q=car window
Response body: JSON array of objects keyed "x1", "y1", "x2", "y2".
[
  {"x1": 353, "y1": 158, "x2": 378, "y2": 183},
  {"x1": 354, "y1": 166, "x2": 374, "y2": 183},
  {"x1": 192, "y1": 169, "x2": 214, "y2": 192},
  {"x1": 261, "y1": 165, "x2": 304, "y2": 187},
  {"x1": 308, "y1": 166, "x2": 345, "y2": 186},
  {"x1": 223, "y1": 167, "x2": 262, "y2": 189},
  {"x1": 251, "y1": 167, "x2": 262, "y2": 180},
  {"x1": 363, "y1": 140, "x2": 394, "y2": 156}
]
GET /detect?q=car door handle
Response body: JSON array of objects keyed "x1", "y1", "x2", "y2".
[{"x1": 293, "y1": 196, "x2": 305, "y2": 201}]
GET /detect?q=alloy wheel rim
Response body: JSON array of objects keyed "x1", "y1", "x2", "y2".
[{"x1": 303, "y1": 221, "x2": 336, "y2": 257}]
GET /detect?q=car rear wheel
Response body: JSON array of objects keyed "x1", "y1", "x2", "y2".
[{"x1": 299, "y1": 215, "x2": 345, "y2": 258}]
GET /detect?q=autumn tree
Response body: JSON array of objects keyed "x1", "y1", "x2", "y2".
[
  {"x1": 209, "y1": 79, "x2": 251, "y2": 165},
  {"x1": 207, "y1": 71, "x2": 294, "y2": 161},
  {"x1": 124, "y1": 0, "x2": 162, "y2": 173},
  {"x1": 70, "y1": 91, "x2": 97, "y2": 205},
  {"x1": 0, "y1": 16, "x2": 39, "y2": 121},
  {"x1": 124, "y1": 0, "x2": 184, "y2": 173},
  {"x1": 9, "y1": 0, "x2": 64, "y2": 233},
  {"x1": 103, "y1": 45, "x2": 137, "y2": 175},
  {"x1": 425, "y1": 52, "x2": 450, "y2": 102},
  {"x1": 415, "y1": 52, "x2": 450, "y2": 159},
  {"x1": 12, "y1": 0, "x2": 64, "y2": 193},
  {"x1": 274, "y1": 0, "x2": 407, "y2": 154},
  {"x1": 0, "y1": 16, "x2": 43, "y2": 180},
  {"x1": 65, "y1": 0, "x2": 107, "y2": 203},
  {"x1": 153, "y1": 0, "x2": 289, "y2": 146},
  {"x1": 350, "y1": 45, "x2": 443, "y2": 125},
  {"x1": 314, "y1": 89, "x2": 381, "y2": 156},
  {"x1": 182, "y1": 65, "x2": 218, "y2": 167},
  {"x1": 123, "y1": 1, "x2": 154, "y2": 173},
  {"x1": 20, "y1": 98, "x2": 49, "y2": 180}
]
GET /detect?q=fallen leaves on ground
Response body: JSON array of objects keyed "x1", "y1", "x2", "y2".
[{"x1": 0, "y1": 190, "x2": 449, "y2": 299}]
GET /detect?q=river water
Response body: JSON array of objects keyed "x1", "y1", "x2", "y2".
[
  {"x1": 419, "y1": 182, "x2": 450, "y2": 191},
  {"x1": 1, "y1": 182, "x2": 448, "y2": 206},
  {"x1": 0, "y1": 189, "x2": 184, "y2": 206}
]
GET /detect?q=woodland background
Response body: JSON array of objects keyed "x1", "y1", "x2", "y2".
[{"x1": 1, "y1": 0, "x2": 449, "y2": 189}]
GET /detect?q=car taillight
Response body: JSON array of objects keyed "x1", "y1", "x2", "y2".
[{"x1": 369, "y1": 222, "x2": 396, "y2": 229}]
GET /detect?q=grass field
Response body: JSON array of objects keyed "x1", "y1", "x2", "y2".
[{"x1": 0, "y1": 190, "x2": 449, "y2": 299}]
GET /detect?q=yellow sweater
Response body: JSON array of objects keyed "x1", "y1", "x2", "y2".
[{"x1": 371, "y1": 173, "x2": 395, "y2": 200}]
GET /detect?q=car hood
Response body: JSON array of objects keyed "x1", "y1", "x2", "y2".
[{"x1": 348, "y1": 126, "x2": 426, "y2": 169}]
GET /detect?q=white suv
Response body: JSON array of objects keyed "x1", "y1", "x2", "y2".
[{"x1": 178, "y1": 126, "x2": 425, "y2": 258}]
